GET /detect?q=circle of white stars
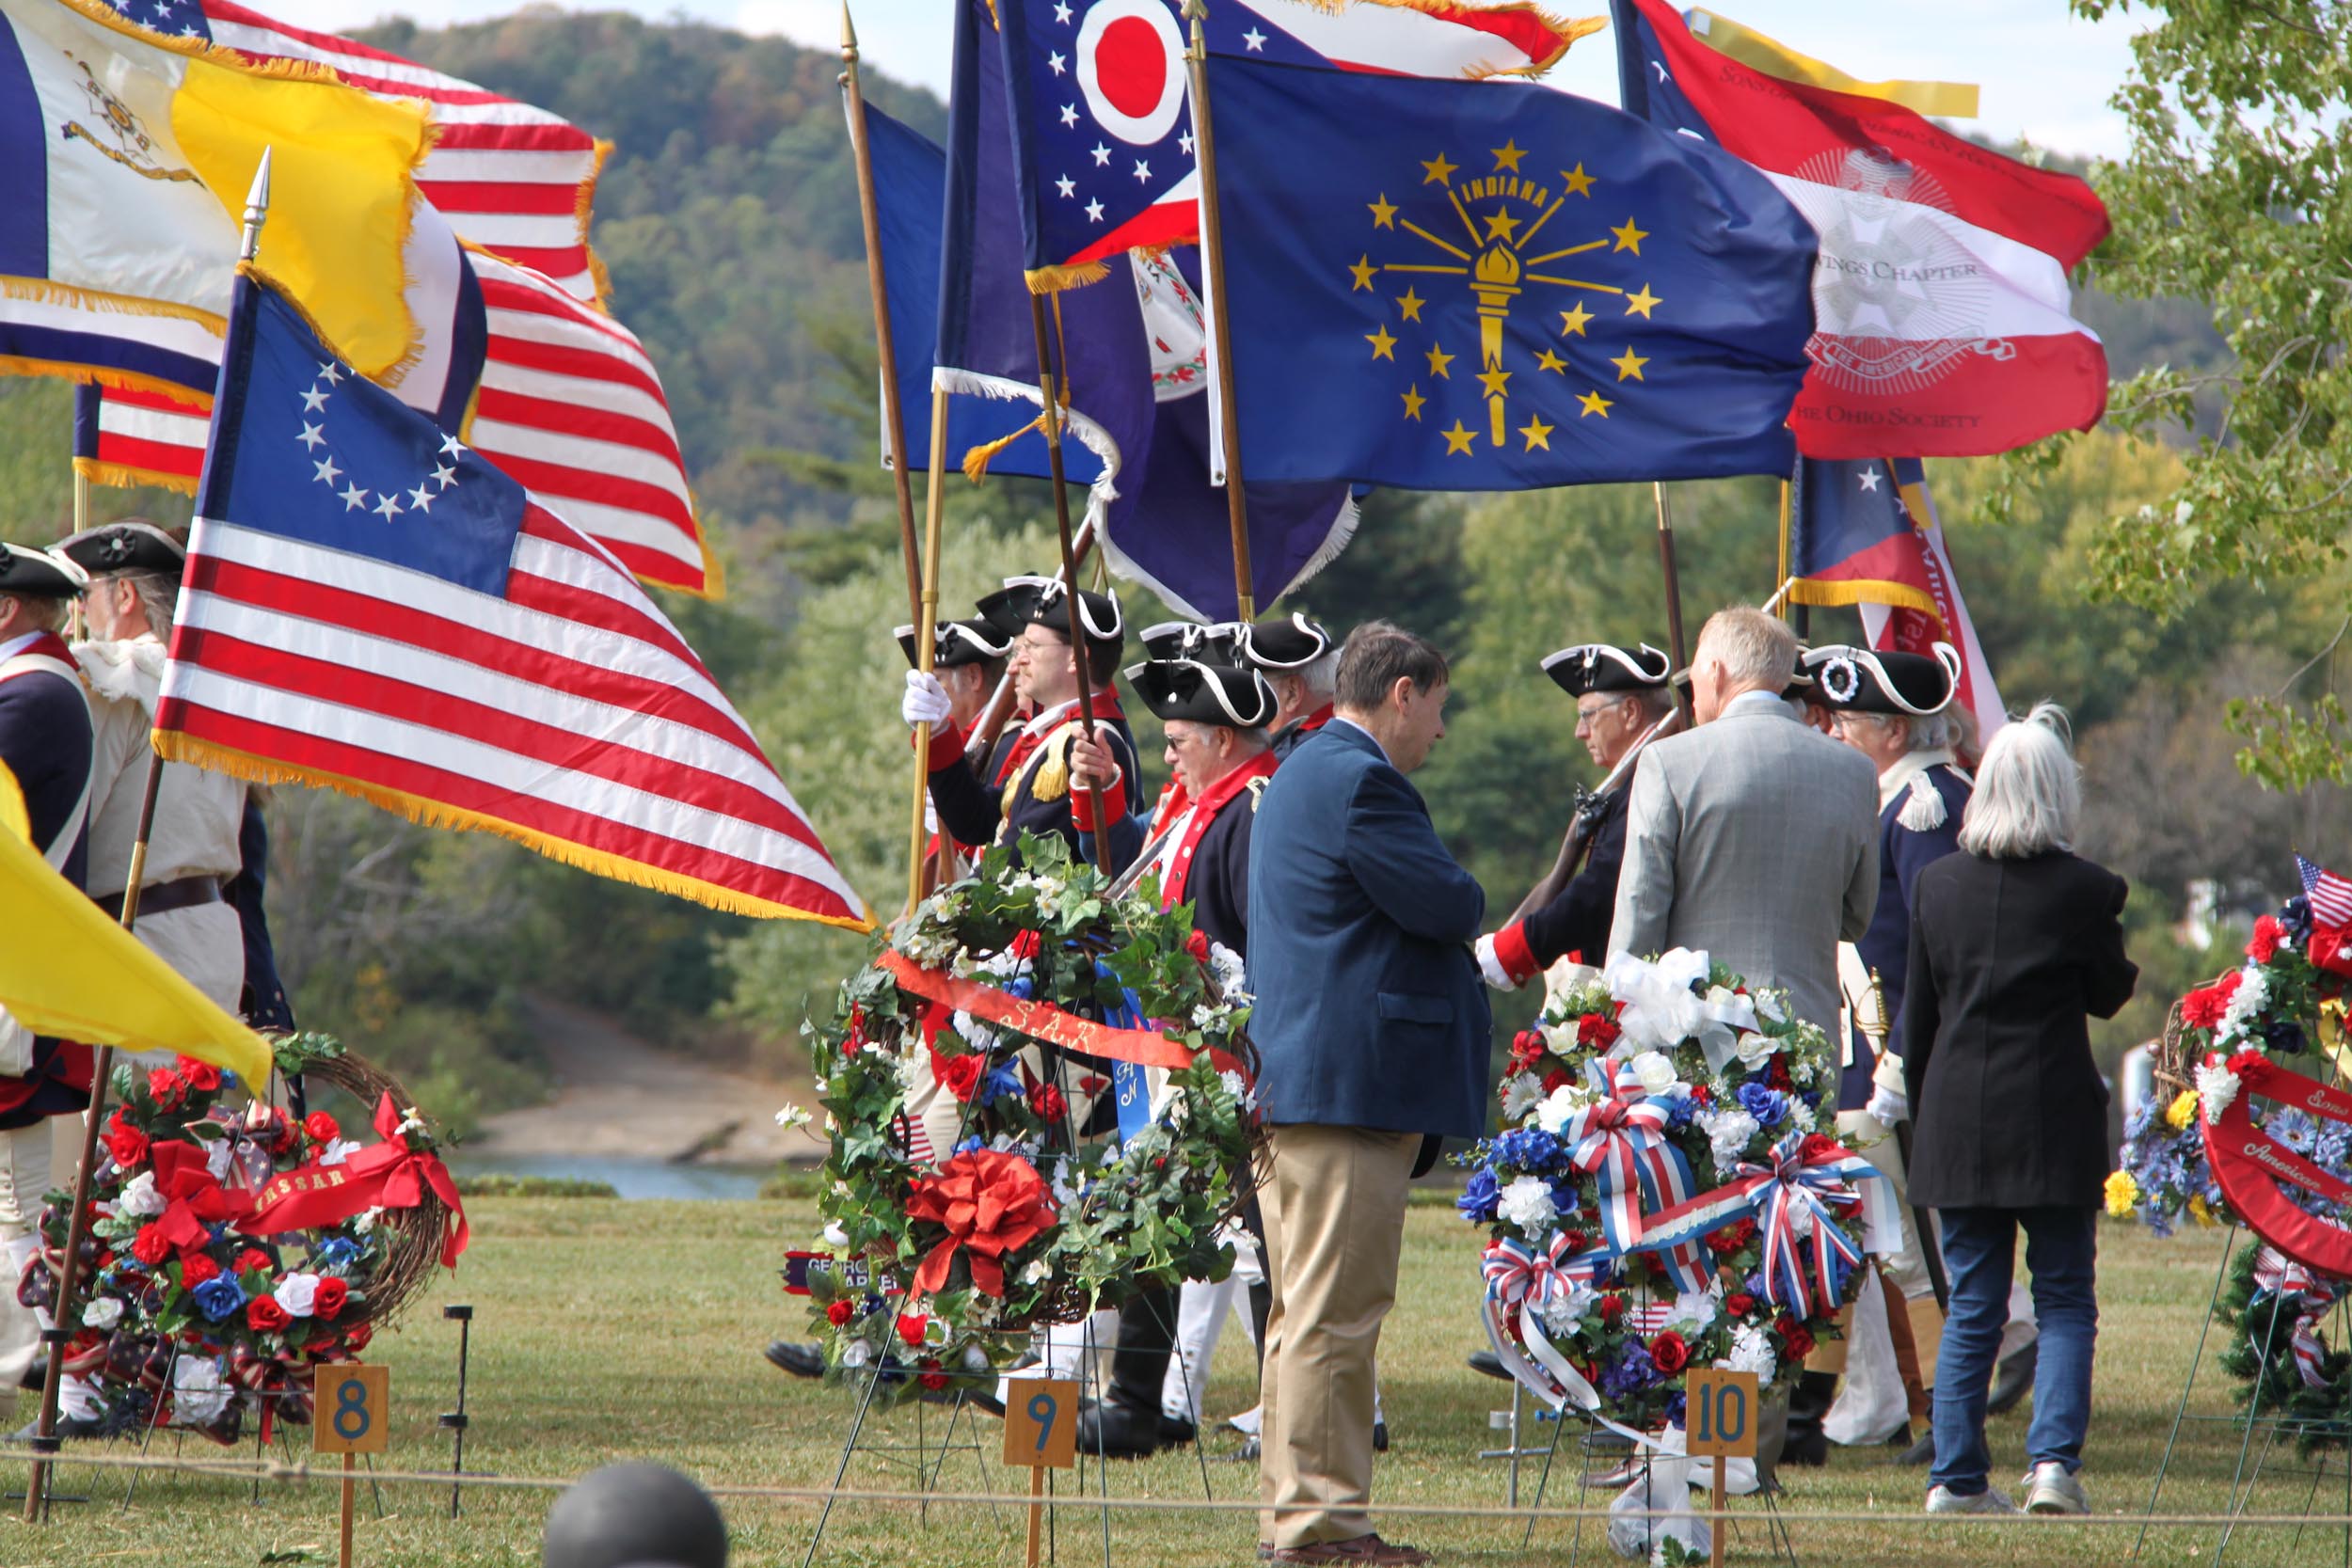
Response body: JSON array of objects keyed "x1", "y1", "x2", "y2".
[{"x1": 297, "y1": 359, "x2": 467, "y2": 524}]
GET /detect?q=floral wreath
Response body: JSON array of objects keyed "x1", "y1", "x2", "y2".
[
  {"x1": 1456, "y1": 949, "x2": 1892, "y2": 1434},
  {"x1": 2216, "y1": 1239, "x2": 2352, "y2": 1455},
  {"x1": 20, "y1": 1034, "x2": 464, "y2": 1442},
  {"x1": 793, "y1": 833, "x2": 1257, "y2": 1404}
]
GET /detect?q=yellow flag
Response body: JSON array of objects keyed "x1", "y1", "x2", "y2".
[
  {"x1": 0, "y1": 763, "x2": 271, "y2": 1086},
  {"x1": 1684, "y1": 8, "x2": 1979, "y2": 120}
]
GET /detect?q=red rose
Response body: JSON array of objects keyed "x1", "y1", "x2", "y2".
[
  {"x1": 2312, "y1": 925, "x2": 2352, "y2": 979},
  {"x1": 2182, "y1": 972, "x2": 2244, "y2": 1030},
  {"x1": 1724, "y1": 1293, "x2": 1756, "y2": 1316},
  {"x1": 304, "y1": 1112, "x2": 341, "y2": 1144},
  {"x1": 313, "y1": 1277, "x2": 349, "y2": 1320},
  {"x1": 1650, "y1": 1331, "x2": 1690, "y2": 1374},
  {"x1": 247, "y1": 1296, "x2": 292, "y2": 1333},
  {"x1": 131, "y1": 1225, "x2": 171, "y2": 1268},
  {"x1": 179, "y1": 1253, "x2": 220, "y2": 1289},
  {"x1": 1801, "y1": 1133, "x2": 1844, "y2": 1163},
  {"x1": 1184, "y1": 929, "x2": 1211, "y2": 963},
  {"x1": 1597, "y1": 1293, "x2": 1625, "y2": 1323},
  {"x1": 1560, "y1": 1228, "x2": 1588, "y2": 1253},
  {"x1": 1767, "y1": 1055, "x2": 1792, "y2": 1090},
  {"x1": 1029, "y1": 1083, "x2": 1068, "y2": 1123},
  {"x1": 343, "y1": 1323, "x2": 373, "y2": 1353},
  {"x1": 176, "y1": 1058, "x2": 223, "y2": 1093},
  {"x1": 145, "y1": 1067, "x2": 186, "y2": 1109},
  {"x1": 1541, "y1": 1069, "x2": 1572, "y2": 1095},
  {"x1": 898, "y1": 1312, "x2": 930, "y2": 1347},
  {"x1": 1775, "y1": 1314, "x2": 1815, "y2": 1360},
  {"x1": 235, "y1": 1248, "x2": 273, "y2": 1276},
  {"x1": 826, "y1": 1299, "x2": 855, "y2": 1326},
  {"x1": 2249, "y1": 915, "x2": 2285, "y2": 964},
  {"x1": 918, "y1": 1369, "x2": 949, "y2": 1391},
  {"x1": 937, "y1": 1054, "x2": 983, "y2": 1102},
  {"x1": 1691, "y1": 1085, "x2": 1712, "y2": 1106},
  {"x1": 1577, "y1": 1013, "x2": 1621, "y2": 1050},
  {"x1": 103, "y1": 1112, "x2": 148, "y2": 1171}
]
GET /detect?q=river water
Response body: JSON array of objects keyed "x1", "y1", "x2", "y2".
[{"x1": 451, "y1": 1153, "x2": 770, "y2": 1200}]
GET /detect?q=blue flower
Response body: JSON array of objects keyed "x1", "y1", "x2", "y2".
[
  {"x1": 191, "y1": 1276, "x2": 247, "y2": 1323},
  {"x1": 1662, "y1": 1391, "x2": 1688, "y2": 1427},
  {"x1": 2283, "y1": 896, "x2": 2314, "y2": 944},
  {"x1": 311, "y1": 1237, "x2": 362, "y2": 1269},
  {"x1": 1666, "y1": 1096, "x2": 1699, "y2": 1131},
  {"x1": 1491, "y1": 1128, "x2": 1565, "y2": 1173},
  {"x1": 1456, "y1": 1167, "x2": 1501, "y2": 1223},
  {"x1": 977, "y1": 1067, "x2": 1025, "y2": 1107},
  {"x1": 1004, "y1": 976, "x2": 1035, "y2": 1000},
  {"x1": 954, "y1": 1135, "x2": 986, "y2": 1155},
  {"x1": 1735, "y1": 1083, "x2": 1788, "y2": 1128},
  {"x1": 2264, "y1": 1019, "x2": 2308, "y2": 1055},
  {"x1": 1597, "y1": 1339, "x2": 1658, "y2": 1402}
]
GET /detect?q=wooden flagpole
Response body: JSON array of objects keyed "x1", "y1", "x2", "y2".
[
  {"x1": 1025, "y1": 297, "x2": 1116, "y2": 875},
  {"x1": 840, "y1": 5, "x2": 925, "y2": 626},
  {"x1": 1774, "y1": 478, "x2": 1793, "y2": 623},
  {"x1": 1181, "y1": 0, "x2": 1256, "y2": 623},
  {"x1": 907, "y1": 386, "x2": 952, "y2": 915},
  {"x1": 1651, "y1": 482, "x2": 1691, "y2": 719}
]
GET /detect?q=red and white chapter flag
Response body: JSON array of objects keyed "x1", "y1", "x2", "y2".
[{"x1": 1617, "y1": 0, "x2": 2110, "y2": 459}]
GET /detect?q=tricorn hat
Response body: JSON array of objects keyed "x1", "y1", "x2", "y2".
[
  {"x1": 1126, "y1": 658, "x2": 1279, "y2": 729},
  {"x1": 1802, "y1": 643, "x2": 1963, "y2": 716},
  {"x1": 0, "y1": 543, "x2": 88, "y2": 599},
  {"x1": 51, "y1": 520, "x2": 185, "y2": 578},
  {"x1": 1138, "y1": 619, "x2": 1246, "y2": 666},
  {"x1": 1240, "y1": 612, "x2": 1332, "y2": 672},
  {"x1": 895, "y1": 618, "x2": 1012, "y2": 671},
  {"x1": 1542, "y1": 642, "x2": 1672, "y2": 699},
  {"x1": 977, "y1": 575, "x2": 1122, "y2": 649}
]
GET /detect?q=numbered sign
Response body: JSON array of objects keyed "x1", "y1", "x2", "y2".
[
  {"x1": 313, "y1": 1365, "x2": 391, "y2": 1455},
  {"x1": 1000, "y1": 1373, "x2": 1079, "y2": 1469},
  {"x1": 1684, "y1": 1369, "x2": 1758, "y2": 1460}
]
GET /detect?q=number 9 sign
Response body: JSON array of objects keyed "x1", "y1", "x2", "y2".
[
  {"x1": 1001, "y1": 1374, "x2": 1079, "y2": 1468},
  {"x1": 313, "y1": 1365, "x2": 391, "y2": 1455}
]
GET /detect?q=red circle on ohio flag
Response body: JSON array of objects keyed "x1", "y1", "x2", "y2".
[{"x1": 1075, "y1": 0, "x2": 1185, "y2": 147}]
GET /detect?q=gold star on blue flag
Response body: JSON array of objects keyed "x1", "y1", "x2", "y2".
[{"x1": 1203, "y1": 56, "x2": 1818, "y2": 490}]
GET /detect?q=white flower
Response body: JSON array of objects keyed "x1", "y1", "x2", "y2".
[
  {"x1": 1497, "y1": 1176, "x2": 1558, "y2": 1234},
  {"x1": 962, "y1": 1342, "x2": 993, "y2": 1370},
  {"x1": 951, "y1": 1010, "x2": 1000, "y2": 1051},
  {"x1": 118, "y1": 1171, "x2": 167, "y2": 1217},
  {"x1": 2197, "y1": 1059, "x2": 2242, "y2": 1122},
  {"x1": 773, "y1": 1103, "x2": 814, "y2": 1132},
  {"x1": 1191, "y1": 1004, "x2": 1224, "y2": 1030},
  {"x1": 1502, "y1": 1072, "x2": 1546, "y2": 1122},
  {"x1": 393, "y1": 1107, "x2": 427, "y2": 1140},
  {"x1": 204, "y1": 1137, "x2": 234, "y2": 1181},
  {"x1": 172, "y1": 1357, "x2": 231, "y2": 1425},
  {"x1": 1726, "y1": 1323, "x2": 1777, "y2": 1383},
  {"x1": 1787, "y1": 1099, "x2": 1818, "y2": 1134},
  {"x1": 1207, "y1": 940, "x2": 1248, "y2": 998},
  {"x1": 894, "y1": 1050, "x2": 929, "y2": 1093},
  {"x1": 318, "y1": 1137, "x2": 361, "y2": 1168},
  {"x1": 82, "y1": 1297, "x2": 123, "y2": 1330},
  {"x1": 273, "y1": 1273, "x2": 320, "y2": 1319},
  {"x1": 2217, "y1": 967, "x2": 2269, "y2": 1045},
  {"x1": 351, "y1": 1206, "x2": 384, "y2": 1236},
  {"x1": 1752, "y1": 990, "x2": 1787, "y2": 1025},
  {"x1": 1732, "y1": 1030, "x2": 1778, "y2": 1071},
  {"x1": 841, "y1": 1341, "x2": 872, "y2": 1370},
  {"x1": 1033, "y1": 874, "x2": 1066, "y2": 902},
  {"x1": 1536, "y1": 1280, "x2": 1598, "y2": 1338},
  {"x1": 1049, "y1": 1164, "x2": 1084, "y2": 1210},
  {"x1": 820, "y1": 1221, "x2": 850, "y2": 1250},
  {"x1": 978, "y1": 948, "x2": 1034, "y2": 981},
  {"x1": 1020, "y1": 1257, "x2": 1053, "y2": 1287},
  {"x1": 1698, "y1": 1107, "x2": 1760, "y2": 1174},
  {"x1": 1534, "y1": 1082, "x2": 1595, "y2": 1135},
  {"x1": 1629, "y1": 1051, "x2": 1681, "y2": 1098}
]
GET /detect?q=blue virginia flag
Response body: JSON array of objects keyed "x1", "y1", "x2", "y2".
[{"x1": 1208, "y1": 58, "x2": 1817, "y2": 490}]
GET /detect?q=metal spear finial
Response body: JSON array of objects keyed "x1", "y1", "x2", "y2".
[{"x1": 238, "y1": 148, "x2": 272, "y2": 262}]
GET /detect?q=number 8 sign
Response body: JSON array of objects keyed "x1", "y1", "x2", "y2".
[{"x1": 313, "y1": 1365, "x2": 391, "y2": 1455}]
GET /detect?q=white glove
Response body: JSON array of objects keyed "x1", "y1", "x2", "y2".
[
  {"x1": 901, "y1": 670, "x2": 953, "y2": 728},
  {"x1": 1474, "y1": 933, "x2": 1514, "y2": 990},
  {"x1": 1866, "y1": 1080, "x2": 1908, "y2": 1128}
]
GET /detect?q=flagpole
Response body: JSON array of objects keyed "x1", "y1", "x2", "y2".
[
  {"x1": 840, "y1": 5, "x2": 924, "y2": 626},
  {"x1": 906, "y1": 387, "x2": 953, "y2": 915},
  {"x1": 24, "y1": 150, "x2": 275, "y2": 1527},
  {"x1": 1651, "y1": 482, "x2": 1690, "y2": 716},
  {"x1": 1181, "y1": 0, "x2": 1256, "y2": 622},
  {"x1": 1025, "y1": 297, "x2": 1116, "y2": 876},
  {"x1": 963, "y1": 514, "x2": 1096, "y2": 760},
  {"x1": 1774, "y1": 478, "x2": 1793, "y2": 624}
]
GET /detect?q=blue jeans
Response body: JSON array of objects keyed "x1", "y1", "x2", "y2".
[{"x1": 1930, "y1": 1205, "x2": 2098, "y2": 1496}]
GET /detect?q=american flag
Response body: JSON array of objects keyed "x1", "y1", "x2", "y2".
[
  {"x1": 2299, "y1": 855, "x2": 2352, "y2": 927},
  {"x1": 154, "y1": 270, "x2": 866, "y2": 929},
  {"x1": 98, "y1": 0, "x2": 605, "y2": 300},
  {"x1": 68, "y1": 253, "x2": 711, "y2": 597}
]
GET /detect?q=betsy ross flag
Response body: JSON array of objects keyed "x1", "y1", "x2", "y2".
[
  {"x1": 91, "y1": 0, "x2": 606, "y2": 301},
  {"x1": 996, "y1": 0, "x2": 1601, "y2": 286},
  {"x1": 2300, "y1": 855, "x2": 2352, "y2": 928},
  {"x1": 155, "y1": 264, "x2": 866, "y2": 928},
  {"x1": 1613, "y1": 0, "x2": 2109, "y2": 458}
]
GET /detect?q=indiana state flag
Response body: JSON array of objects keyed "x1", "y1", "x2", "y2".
[{"x1": 1208, "y1": 59, "x2": 1818, "y2": 490}]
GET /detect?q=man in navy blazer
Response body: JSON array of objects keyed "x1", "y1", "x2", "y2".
[{"x1": 1247, "y1": 622, "x2": 1487, "y2": 1567}]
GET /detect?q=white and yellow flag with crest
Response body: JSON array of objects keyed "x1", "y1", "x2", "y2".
[{"x1": 0, "y1": 0, "x2": 437, "y2": 393}]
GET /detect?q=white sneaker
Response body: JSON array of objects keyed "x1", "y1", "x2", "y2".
[
  {"x1": 1926, "y1": 1484, "x2": 2018, "y2": 1514},
  {"x1": 2023, "y1": 1462, "x2": 2090, "y2": 1514}
]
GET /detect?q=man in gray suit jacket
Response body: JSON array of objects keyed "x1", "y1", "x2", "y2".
[{"x1": 1609, "y1": 607, "x2": 1878, "y2": 1037}]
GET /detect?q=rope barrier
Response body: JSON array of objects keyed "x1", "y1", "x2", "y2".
[{"x1": 13, "y1": 1447, "x2": 2352, "y2": 1530}]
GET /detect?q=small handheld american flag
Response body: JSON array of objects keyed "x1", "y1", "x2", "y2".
[{"x1": 2297, "y1": 854, "x2": 2352, "y2": 928}]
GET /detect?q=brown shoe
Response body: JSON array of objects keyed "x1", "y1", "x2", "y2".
[{"x1": 1270, "y1": 1535, "x2": 1430, "y2": 1566}]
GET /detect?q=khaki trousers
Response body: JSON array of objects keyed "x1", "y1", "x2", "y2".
[{"x1": 1257, "y1": 1123, "x2": 1417, "y2": 1549}]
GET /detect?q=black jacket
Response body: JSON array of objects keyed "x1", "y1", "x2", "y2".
[
  {"x1": 929, "y1": 707, "x2": 1144, "y2": 870},
  {"x1": 1900, "y1": 849, "x2": 2137, "y2": 1211},
  {"x1": 1520, "y1": 784, "x2": 1629, "y2": 971}
]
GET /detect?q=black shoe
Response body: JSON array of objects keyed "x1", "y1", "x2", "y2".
[
  {"x1": 1897, "y1": 1429, "x2": 1934, "y2": 1466},
  {"x1": 1986, "y1": 1342, "x2": 2037, "y2": 1417},
  {"x1": 1781, "y1": 1422, "x2": 1829, "y2": 1467},
  {"x1": 1073, "y1": 1399, "x2": 1160, "y2": 1459},
  {"x1": 1236, "y1": 1433, "x2": 1261, "y2": 1463},
  {"x1": 964, "y1": 1386, "x2": 1006, "y2": 1418},
  {"x1": 1887, "y1": 1423, "x2": 1913, "y2": 1450},
  {"x1": 1157, "y1": 1412, "x2": 1197, "y2": 1447},
  {"x1": 1373, "y1": 1419, "x2": 1389, "y2": 1452},
  {"x1": 17, "y1": 1355, "x2": 43, "y2": 1393},
  {"x1": 8, "y1": 1412, "x2": 116, "y2": 1444},
  {"x1": 764, "y1": 1340, "x2": 826, "y2": 1379},
  {"x1": 1468, "y1": 1349, "x2": 1511, "y2": 1382}
]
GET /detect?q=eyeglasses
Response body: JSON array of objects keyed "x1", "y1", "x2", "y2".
[{"x1": 1574, "y1": 703, "x2": 1618, "y2": 724}]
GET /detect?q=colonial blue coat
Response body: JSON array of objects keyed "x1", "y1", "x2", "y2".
[
  {"x1": 928, "y1": 700, "x2": 1144, "y2": 872},
  {"x1": 1245, "y1": 723, "x2": 1488, "y2": 1139},
  {"x1": 1843, "y1": 760, "x2": 1971, "y2": 1109}
]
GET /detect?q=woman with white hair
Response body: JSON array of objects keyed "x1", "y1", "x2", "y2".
[{"x1": 1899, "y1": 703, "x2": 2137, "y2": 1517}]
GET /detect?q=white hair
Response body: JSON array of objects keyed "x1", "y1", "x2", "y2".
[
  {"x1": 1694, "y1": 608, "x2": 1797, "y2": 690},
  {"x1": 1958, "y1": 702, "x2": 2078, "y2": 859},
  {"x1": 1286, "y1": 650, "x2": 1339, "y2": 703},
  {"x1": 1855, "y1": 709, "x2": 1959, "y2": 753}
]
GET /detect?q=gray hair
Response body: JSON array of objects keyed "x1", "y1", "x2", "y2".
[
  {"x1": 1852, "y1": 709, "x2": 1959, "y2": 753},
  {"x1": 1694, "y1": 607, "x2": 1797, "y2": 691},
  {"x1": 1958, "y1": 702, "x2": 2077, "y2": 859},
  {"x1": 122, "y1": 569, "x2": 178, "y2": 637},
  {"x1": 1289, "y1": 650, "x2": 1340, "y2": 703}
]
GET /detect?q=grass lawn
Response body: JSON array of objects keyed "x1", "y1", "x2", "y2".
[{"x1": 8, "y1": 1195, "x2": 2348, "y2": 1567}]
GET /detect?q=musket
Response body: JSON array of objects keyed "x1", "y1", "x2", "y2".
[{"x1": 1505, "y1": 705, "x2": 1682, "y2": 926}]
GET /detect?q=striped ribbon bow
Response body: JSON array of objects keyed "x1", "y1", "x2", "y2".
[
  {"x1": 1561, "y1": 1061, "x2": 1710, "y2": 1293},
  {"x1": 1478, "y1": 1232, "x2": 1643, "y2": 1441},
  {"x1": 1483, "y1": 1230, "x2": 1610, "y2": 1310},
  {"x1": 2250, "y1": 1244, "x2": 2344, "y2": 1390},
  {"x1": 1743, "y1": 1132, "x2": 1879, "y2": 1319}
]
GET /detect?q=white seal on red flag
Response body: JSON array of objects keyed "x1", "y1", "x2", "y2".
[{"x1": 1076, "y1": 0, "x2": 1186, "y2": 147}]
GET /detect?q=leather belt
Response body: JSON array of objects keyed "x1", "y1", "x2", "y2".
[{"x1": 96, "y1": 875, "x2": 223, "y2": 922}]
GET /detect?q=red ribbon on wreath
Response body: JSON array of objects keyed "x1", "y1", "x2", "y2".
[
  {"x1": 240, "y1": 1094, "x2": 469, "y2": 1266},
  {"x1": 149, "y1": 1141, "x2": 253, "y2": 1254},
  {"x1": 2203, "y1": 1053, "x2": 2352, "y2": 1280},
  {"x1": 903, "y1": 1148, "x2": 1057, "y2": 1297},
  {"x1": 880, "y1": 951, "x2": 1251, "y2": 1084}
]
